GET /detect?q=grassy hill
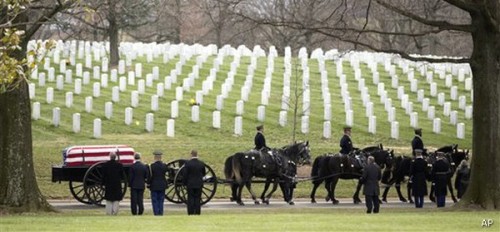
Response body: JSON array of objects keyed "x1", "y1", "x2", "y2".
[{"x1": 30, "y1": 44, "x2": 473, "y2": 201}]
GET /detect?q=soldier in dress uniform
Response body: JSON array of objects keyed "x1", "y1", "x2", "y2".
[
  {"x1": 148, "y1": 150, "x2": 168, "y2": 216},
  {"x1": 411, "y1": 128, "x2": 425, "y2": 156},
  {"x1": 182, "y1": 150, "x2": 206, "y2": 215},
  {"x1": 431, "y1": 152, "x2": 450, "y2": 207},
  {"x1": 410, "y1": 149, "x2": 428, "y2": 208},
  {"x1": 340, "y1": 126, "x2": 354, "y2": 155},
  {"x1": 254, "y1": 125, "x2": 270, "y2": 151}
]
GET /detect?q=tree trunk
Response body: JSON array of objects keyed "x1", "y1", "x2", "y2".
[
  {"x1": 457, "y1": 10, "x2": 500, "y2": 210},
  {"x1": 0, "y1": 81, "x2": 53, "y2": 213},
  {"x1": 108, "y1": 0, "x2": 120, "y2": 67}
]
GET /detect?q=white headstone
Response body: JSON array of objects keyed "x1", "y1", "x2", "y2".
[
  {"x1": 164, "y1": 76, "x2": 172, "y2": 90},
  {"x1": 29, "y1": 83, "x2": 35, "y2": 99},
  {"x1": 52, "y1": 107, "x2": 60, "y2": 127},
  {"x1": 93, "y1": 118, "x2": 101, "y2": 138},
  {"x1": 213, "y1": 111, "x2": 221, "y2": 129},
  {"x1": 191, "y1": 105, "x2": 200, "y2": 122},
  {"x1": 48, "y1": 67, "x2": 55, "y2": 82},
  {"x1": 372, "y1": 72, "x2": 379, "y2": 84},
  {"x1": 146, "y1": 74, "x2": 153, "y2": 88},
  {"x1": 176, "y1": 86, "x2": 183, "y2": 101},
  {"x1": 377, "y1": 83, "x2": 385, "y2": 96},
  {"x1": 410, "y1": 79, "x2": 418, "y2": 92},
  {"x1": 32, "y1": 102, "x2": 40, "y2": 120},
  {"x1": 422, "y1": 98, "x2": 429, "y2": 111},
  {"x1": 118, "y1": 60, "x2": 125, "y2": 74},
  {"x1": 397, "y1": 86, "x2": 404, "y2": 99},
  {"x1": 423, "y1": 105, "x2": 433, "y2": 120},
  {"x1": 366, "y1": 102, "x2": 373, "y2": 117},
  {"x1": 93, "y1": 66, "x2": 100, "y2": 80},
  {"x1": 385, "y1": 98, "x2": 392, "y2": 112},
  {"x1": 166, "y1": 119, "x2": 175, "y2": 137},
  {"x1": 73, "y1": 78, "x2": 81, "y2": 95},
  {"x1": 56, "y1": 75, "x2": 64, "y2": 90},
  {"x1": 101, "y1": 74, "x2": 108, "y2": 88},
  {"x1": 38, "y1": 73, "x2": 46, "y2": 86},
  {"x1": 171, "y1": 100, "x2": 178, "y2": 118},
  {"x1": 465, "y1": 78, "x2": 472, "y2": 91},
  {"x1": 85, "y1": 96, "x2": 93, "y2": 113},
  {"x1": 85, "y1": 55, "x2": 91, "y2": 68},
  {"x1": 465, "y1": 105, "x2": 473, "y2": 119},
  {"x1": 131, "y1": 91, "x2": 139, "y2": 108},
  {"x1": 443, "y1": 102, "x2": 451, "y2": 116},
  {"x1": 236, "y1": 100, "x2": 244, "y2": 115},
  {"x1": 119, "y1": 76, "x2": 127, "y2": 92},
  {"x1": 110, "y1": 69, "x2": 118, "y2": 82},
  {"x1": 433, "y1": 118, "x2": 441, "y2": 134},
  {"x1": 101, "y1": 57, "x2": 108, "y2": 73},
  {"x1": 406, "y1": 102, "x2": 413, "y2": 115},
  {"x1": 65, "y1": 92, "x2": 73, "y2": 108},
  {"x1": 410, "y1": 112, "x2": 418, "y2": 128},
  {"x1": 324, "y1": 104, "x2": 331, "y2": 121},
  {"x1": 145, "y1": 113, "x2": 154, "y2": 132},
  {"x1": 430, "y1": 82, "x2": 437, "y2": 96},
  {"x1": 301, "y1": 115, "x2": 309, "y2": 134},
  {"x1": 257, "y1": 105, "x2": 266, "y2": 122},
  {"x1": 445, "y1": 75, "x2": 452, "y2": 87},
  {"x1": 388, "y1": 107, "x2": 396, "y2": 122},
  {"x1": 83, "y1": 71, "x2": 90, "y2": 85},
  {"x1": 368, "y1": 116, "x2": 376, "y2": 134},
  {"x1": 216, "y1": 95, "x2": 223, "y2": 110},
  {"x1": 65, "y1": 69, "x2": 72, "y2": 84},
  {"x1": 417, "y1": 89, "x2": 424, "y2": 102},
  {"x1": 323, "y1": 121, "x2": 331, "y2": 138},
  {"x1": 346, "y1": 110, "x2": 353, "y2": 126},
  {"x1": 59, "y1": 59, "x2": 66, "y2": 73},
  {"x1": 76, "y1": 63, "x2": 83, "y2": 77},
  {"x1": 195, "y1": 91, "x2": 203, "y2": 105},
  {"x1": 46, "y1": 87, "x2": 54, "y2": 104},
  {"x1": 457, "y1": 123, "x2": 465, "y2": 139},
  {"x1": 110, "y1": 86, "x2": 119, "y2": 103},
  {"x1": 153, "y1": 66, "x2": 159, "y2": 80},
  {"x1": 72, "y1": 113, "x2": 80, "y2": 133},
  {"x1": 234, "y1": 116, "x2": 243, "y2": 136},
  {"x1": 450, "y1": 86, "x2": 458, "y2": 100},
  {"x1": 391, "y1": 121, "x2": 399, "y2": 139},
  {"x1": 450, "y1": 110, "x2": 458, "y2": 125},
  {"x1": 135, "y1": 63, "x2": 142, "y2": 78},
  {"x1": 128, "y1": 71, "x2": 135, "y2": 86},
  {"x1": 459, "y1": 96, "x2": 466, "y2": 110},
  {"x1": 438, "y1": 93, "x2": 445, "y2": 106},
  {"x1": 105, "y1": 102, "x2": 113, "y2": 119},
  {"x1": 391, "y1": 76, "x2": 398, "y2": 89},
  {"x1": 137, "y1": 79, "x2": 145, "y2": 95},
  {"x1": 124, "y1": 107, "x2": 133, "y2": 125},
  {"x1": 92, "y1": 82, "x2": 100, "y2": 98},
  {"x1": 157, "y1": 83, "x2": 164, "y2": 97},
  {"x1": 279, "y1": 111, "x2": 287, "y2": 127}
]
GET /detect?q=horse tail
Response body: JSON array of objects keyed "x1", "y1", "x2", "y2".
[
  {"x1": 232, "y1": 153, "x2": 243, "y2": 184},
  {"x1": 311, "y1": 155, "x2": 323, "y2": 179},
  {"x1": 224, "y1": 155, "x2": 234, "y2": 180}
]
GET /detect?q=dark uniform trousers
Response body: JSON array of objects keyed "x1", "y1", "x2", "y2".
[
  {"x1": 187, "y1": 188, "x2": 202, "y2": 215},
  {"x1": 130, "y1": 188, "x2": 145, "y2": 215}
]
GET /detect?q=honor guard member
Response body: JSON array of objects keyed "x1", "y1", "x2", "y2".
[
  {"x1": 340, "y1": 126, "x2": 354, "y2": 155},
  {"x1": 411, "y1": 128, "x2": 425, "y2": 156},
  {"x1": 431, "y1": 152, "x2": 450, "y2": 208},
  {"x1": 148, "y1": 150, "x2": 169, "y2": 216},
  {"x1": 410, "y1": 149, "x2": 428, "y2": 208},
  {"x1": 182, "y1": 150, "x2": 206, "y2": 215},
  {"x1": 254, "y1": 125, "x2": 270, "y2": 151}
]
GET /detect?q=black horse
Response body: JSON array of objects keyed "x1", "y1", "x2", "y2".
[
  {"x1": 260, "y1": 160, "x2": 297, "y2": 205},
  {"x1": 427, "y1": 145, "x2": 469, "y2": 203},
  {"x1": 224, "y1": 141, "x2": 311, "y2": 205},
  {"x1": 381, "y1": 144, "x2": 469, "y2": 203},
  {"x1": 309, "y1": 145, "x2": 394, "y2": 204}
]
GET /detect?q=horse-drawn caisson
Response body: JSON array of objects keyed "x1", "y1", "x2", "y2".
[
  {"x1": 51, "y1": 142, "x2": 468, "y2": 206},
  {"x1": 51, "y1": 145, "x2": 217, "y2": 206}
]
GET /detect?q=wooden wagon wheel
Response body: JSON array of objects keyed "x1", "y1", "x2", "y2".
[
  {"x1": 69, "y1": 180, "x2": 92, "y2": 205},
  {"x1": 173, "y1": 162, "x2": 217, "y2": 205},
  {"x1": 164, "y1": 159, "x2": 186, "y2": 204},
  {"x1": 83, "y1": 162, "x2": 127, "y2": 206}
]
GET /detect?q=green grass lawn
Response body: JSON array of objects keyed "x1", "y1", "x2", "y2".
[{"x1": 1, "y1": 208, "x2": 498, "y2": 231}]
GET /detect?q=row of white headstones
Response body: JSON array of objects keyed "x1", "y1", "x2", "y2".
[{"x1": 28, "y1": 40, "x2": 472, "y2": 139}]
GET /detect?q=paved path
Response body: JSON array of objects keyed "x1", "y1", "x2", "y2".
[{"x1": 49, "y1": 198, "x2": 453, "y2": 212}]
